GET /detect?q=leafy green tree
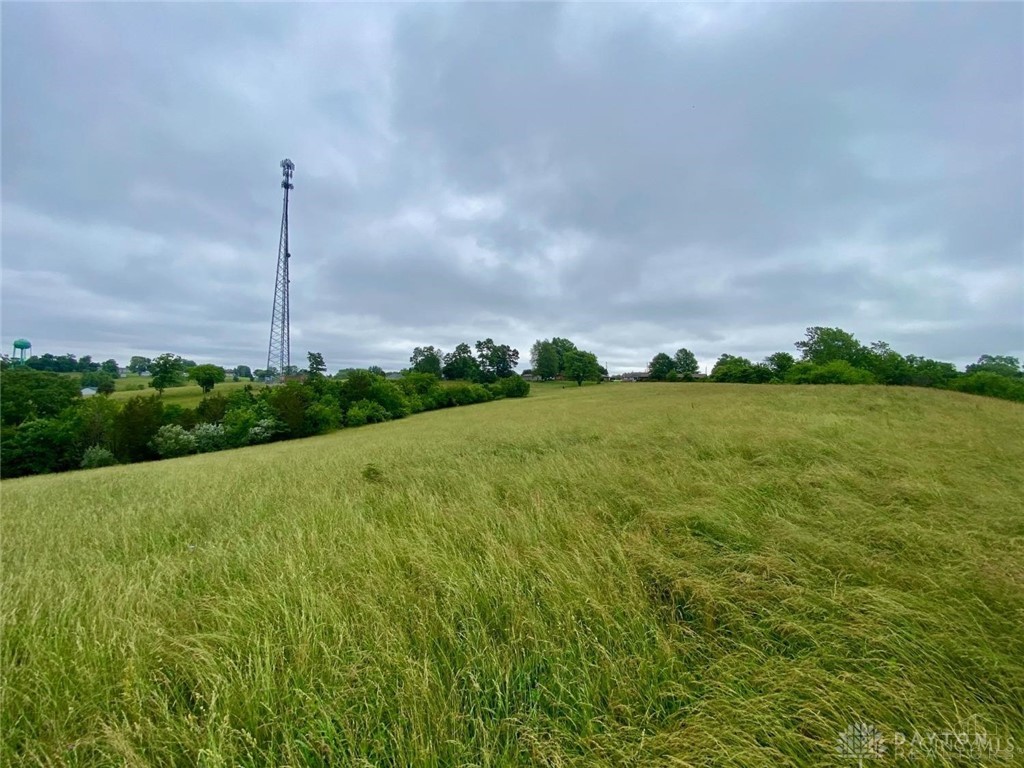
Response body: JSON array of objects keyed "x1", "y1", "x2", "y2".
[
  {"x1": 550, "y1": 337, "x2": 578, "y2": 376},
  {"x1": 112, "y1": 395, "x2": 164, "y2": 462},
  {"x1": 128, "y1": 356, "x2": 151, "y2": 374},
  {"x1": 966, "y1": 355, "x2": 1022, "y2": 378},
  {"x1": 442, "y1": 343, "x2": 480, "y2": 381},
  {"x1": 0, "y1": 367, "x2": 81, "y2": 426},
  {"x1": 269, "y1": 381, "x2": 312, "y2": 438},
  {"x1": 77, "y1": 355, "x2": 100, "y2": 373},
  {"x1": 950, "y1": 371, "x2": 1024, "y2": 402},
  {"x1": 187, "y1": 364, "x2": 225, "y2": 394},
  {"x1": 0, "y1": 418, "x2": 78, "y2": 478},
  {"x1": 476, "y1": 338, "x2": 519, "y2": 380},
  {"x1": 863, "y1": 342, "x2": 913, "y2": 385},
  {"x1": 530, "y1": 340, "x2": 560, "y2": 380},
  {"x1": 648, "y1": 353, "x2": 676, "y2": 381},
  {"x1": 673, "y1": 348, "x2": 699, "y2": 378},
  {"x1": 794, "y1": 327, "x2": 869, "y2": 367},
  {"x1": 904, "y1": 356, "x2": 958, "y2": 388},
  {"x1": 234, "y1": 365, "x2": 253, "y2": 380},
  {"x1": 563, "y1": 349, "x2": 602, "y2": 386},
  {"x1": 195, "y1": 393, "x2": 229, "y2": 424},
  {"x1": 70, "y1": 395, "x2": 119, "y2": 454},
  {"x1": 410, "y1": 346, "x2": 443, "y2": 376},
  {"x1": 149, "y1": 353, "x2": 185, "y2": 394},
  {"x1": 711, "y1": 354, "x2": 772, "y2": 383},
  {"x1": 100, "y1": 359, "x2": 120, "y2": 377},
  {"x1": 307, "y1": 352, "x2": 327, "y2": 378},
  {"x1": 764, "y1": 352, "x2": 795, "y2": 380}
]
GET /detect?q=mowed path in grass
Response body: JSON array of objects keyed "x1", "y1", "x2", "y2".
[{"x1": 2, "y1": 384, "x2": 1023, "y2": 766}]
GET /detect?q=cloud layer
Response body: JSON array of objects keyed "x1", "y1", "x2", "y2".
[{"x1": 3, "y1": 3, "x2": 1021, "y2": 372}]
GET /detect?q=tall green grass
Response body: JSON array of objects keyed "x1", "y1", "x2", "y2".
[{"x1": 2, "y1": 384, "x2": 1022, "y2": 766}]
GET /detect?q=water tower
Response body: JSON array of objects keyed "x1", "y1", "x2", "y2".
[{"x1": 12, "y1": 339, "x2": 31, "y2": 365}]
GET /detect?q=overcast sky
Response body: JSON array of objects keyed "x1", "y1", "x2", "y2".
[{"x1": 3, "y1": 3, "x2": 1022, "y2": 373}]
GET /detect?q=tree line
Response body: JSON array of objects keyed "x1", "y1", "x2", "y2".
[
  {"x1": 0, "y1": 353, "x2": 529, "y2": 479},
  {"x1": 641, "y1": 326, "x2": 1023, "y2": 402}
]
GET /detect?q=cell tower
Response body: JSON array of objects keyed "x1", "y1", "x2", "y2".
[{"x1": 267, "y1": 158, "x2": 295, "y2": 377}]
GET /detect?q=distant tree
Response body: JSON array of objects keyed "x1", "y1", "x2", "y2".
[
  {"x1": 367, "y1": 365, "x2": 386, "y2": 378},
  {"x1": 550, "y1": 337, "x2": 578, "y2": 376},
  {"x1": 863, "y1": 341, "x2": 913, "y2": 385},
  {"x1": 794, "y1": 327, "x2": 868, "y2": 367},
  {"x1": 77, "y1": 355, "x2": 100, "y2": 373},
  {"x1": 128, "y1": 356, "x2": 151, "y2": 374},
  {"x1": 188, "y1": 364, "x2": 226, "y2": 394},
  {"x1": 648, "y1": 353, "x2": 676, "y2": 381},
  {"x1": 673, "y1": 348, "x2": 699, "y2": 378},
  {"x1": 476, "y1": 338, "x2": 520, "y2": 380},
  {"x1": 442, "y1": 343, "x2": 480, "y2": 381},
  {"x1": 410, "y1": 346, "x2": 443, "y2": 376},
  {"x1": 149, "y1": 353, "x2": 185, "y2": 394},
  {"x1": 711, "y1": 354, "x2": 772, "y2": 383},
  {"x1": 530, "y1": 340, "x2": 560, "y2": 380},
  {"x1": 764, "y1": 352, "x2": 795, "y2": 380},
  {"x1": 563, "y1": 349, "x2": 602, "y2": 386},
  {"x1": 181, "y1": 359, "x2": 198, "y2": 370},
  {"x1": 904, "y1": 355, "x2": 958, "y2": 388},
  {"x1": 25, "y1": 353, "x2": 79, "y2": 373},
  {"x1": 307, "y1": 352, "x2": 327, "y2": 378},
  {"x1": 950, "y1": 371, "x2": 1024, "y2": 402},
  {"x1": 100, "y1": 359, "x2": 120, "y2": 377},
  {"x1": 966, "y1": 355, "x2": 1022, "y2": 378},
  {"x1": 80, "y1": 371, "x2": 116, "y2": 391},
  {"x1": 234, "y1": 365, "x2": 253, "y2": 380}
]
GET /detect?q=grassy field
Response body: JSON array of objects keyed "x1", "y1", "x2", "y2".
[
  {"x1": 2, "y1": 384, "x2": 1022, "y2": 766},
  {"x1": 109, "y1": 379, "x2": 260, "y2": 408}
]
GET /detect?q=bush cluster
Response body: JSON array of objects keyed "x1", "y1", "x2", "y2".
[{"x1": 0, "y1": 370, "x2": 530, "y2": 479}]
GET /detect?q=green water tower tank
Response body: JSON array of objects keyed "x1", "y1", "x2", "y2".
[{"x1": 12, "y1": 338, "x2": 31, "y2": 364}]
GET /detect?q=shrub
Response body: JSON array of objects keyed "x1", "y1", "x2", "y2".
[
  {"x1": 948, "y1": 372, "x2": 1024, "y2": 403},
  {"x1": 191, "y1": 423, "x2": 227, "y2": 453},
  {"x1": 786, "y1": 361, "x2": 875, "y2": 385},
  {"x1": 368, "y1": 380, "x2": 411, "y2": 419},
  {"x1": 445, "y1": 382, "x2": 493, "y2": 406},
  {"x1": 304, "y1": 402, "x2": 342, "y2": 435},
  {"x1": 196, "y1": 394, "x2": 229, "y2": 424},
  {"x1": 150, "y1": 424, "x2": 196, "y2": 458},
  {"x1": 346, "y1": 399, "x2": 390, "y2": 427},
  {"x1": 498, "y1": 374, "x2": 531, "y2": 398},
  {"x1": 247, "y1": 418, "x2": 283, "y2": 445},
  {"x1": 80, "y1": 445, "x2": 118, "y2": 469}
]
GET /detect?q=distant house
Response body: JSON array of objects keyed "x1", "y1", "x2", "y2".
[
  {"x1": 81, "y1": 387, "x2": 98, "y2": 397},
  {"x1": 521, "y1": 373, "x2": 540, "y2": 382},
  {"x1": 620, "y1": 371, "x2": 651, "y2": 382}
]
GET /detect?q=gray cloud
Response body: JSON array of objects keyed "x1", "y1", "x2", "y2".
[{"x1": 3, "y1": 3, "x2": 1021, "y2": 372}]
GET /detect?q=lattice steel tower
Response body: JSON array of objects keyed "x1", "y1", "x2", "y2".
[{"x1": 267, "y1": 158, "x2": 294, "y2": 377}]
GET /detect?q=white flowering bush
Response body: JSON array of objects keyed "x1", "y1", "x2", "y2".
[
  {"x1": 191, "y1": 423, "x2": 226, "y2": 453},
  {"x1": 151, "y1": 424, "x2": 196, "y2": 458},
  {"x1": 246, "y1": 418, "x2": 282, "y2": 445}
]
